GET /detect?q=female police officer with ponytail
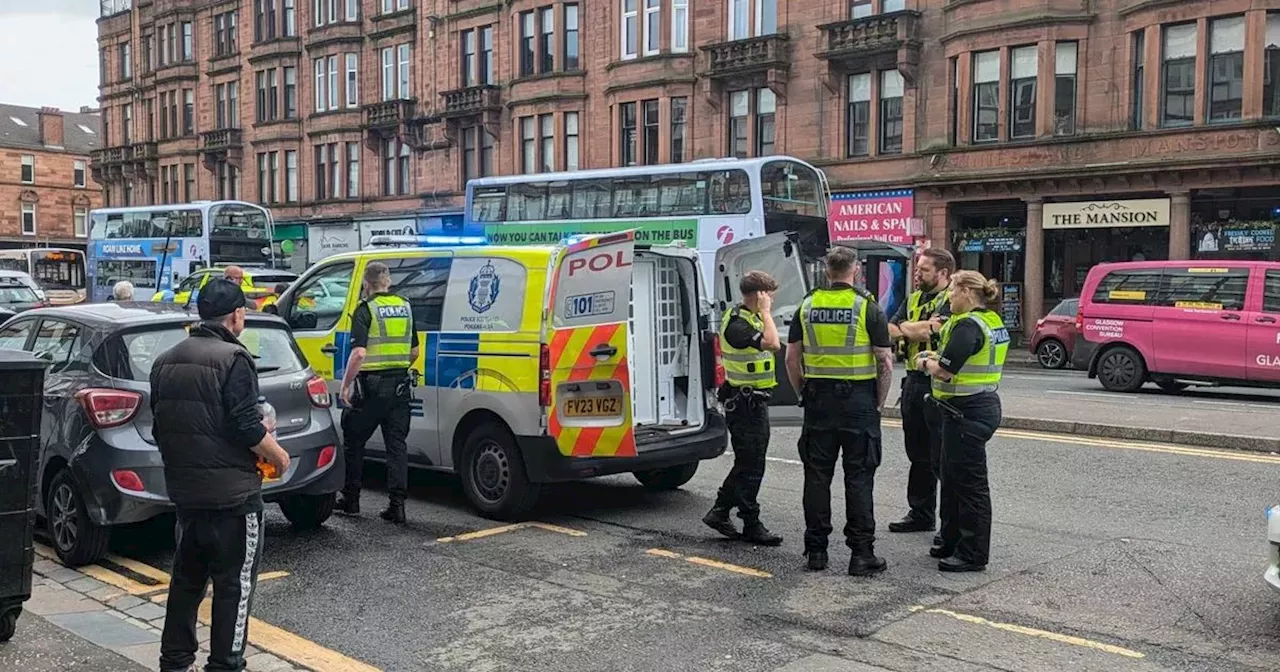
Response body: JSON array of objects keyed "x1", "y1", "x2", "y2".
[{"x1": 916, "y1": 270, "x2": 1007, "y2": 573}]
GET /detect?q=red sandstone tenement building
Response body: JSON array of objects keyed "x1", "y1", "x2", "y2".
[
  {"x1": 96, "y1": 0, "x2": 1280, "y2": 326},
  {"x1": 0, "y1": 105, "x2": 103, "y2": 251}
]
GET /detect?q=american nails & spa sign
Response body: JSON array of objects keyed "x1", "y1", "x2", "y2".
[
  {"x1": 828, "y1": 190, "x2": 915, "y2": 245},
  {"x1": 1043, "y1": 199, "x2": 1171, "y2": 229}
]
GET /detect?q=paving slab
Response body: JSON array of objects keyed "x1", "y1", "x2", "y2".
[
  {"x1": 22, "y1": 583, "x2": 107, "y2": 617},
  {"x1": 0, "y1": 612, "x2": 149, "y2": 672},
  {"x1": 44, "y1": 610, "x2": 161, "y2": 649},
  {"x1": 124, "y1": 602, "x2": 168, "y2": 622}
]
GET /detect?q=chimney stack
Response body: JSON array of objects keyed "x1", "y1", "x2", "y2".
[
  {"x1": 79, "y1": 106, "x2": 100, "y2": 114},
  {"x1": 38, "y1": 107, "x2": 64, "y2": 148}
]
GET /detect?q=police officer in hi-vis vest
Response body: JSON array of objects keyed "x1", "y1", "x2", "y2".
[
  {"x1": 785, "y1": 246, "x2": 896, "y2": 576},
  {"x1": 336, "y1": 261, "x2": 420, "y2": 524},
  {"x1": 703, "y1": 270, "x2": 784, "y2": 546},
  {"x1": 887, "y1": 249, "x2": 954, "y2": 543},
  {"x1": 917, "y1": 270, "x2": 1008, "y2": 572}
]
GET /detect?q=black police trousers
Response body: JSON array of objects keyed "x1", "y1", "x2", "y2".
[
  {"x1": 937, "y1": 392, "x2": 1002, "y2": 566},
  {"x1": 798, "y1": 382, "x2": 882, "y2": 552},
  {"x1": 341, "y1": 372, "x2": 412, "y2": 503},
  {"x1": 713, "y1": 397, "x2": 770, "y2": 523},
  {"x1": 160, "y1": 508, "x2": 265, "y2": 672},
  {"x1": 901, "y1": 373, "x2": 943, "y2": 525}
]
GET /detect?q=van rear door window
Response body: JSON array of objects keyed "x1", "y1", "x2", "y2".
[
  {"x1": 1155, "y1": 267, "x2": 1248, "y2": 310},
  {"x1": 1091, "y1": 269, "x2": 1162, "y2": 304},
  {"x1": 1265, "y1": 270, "x2": 1280, "y2": 313}
]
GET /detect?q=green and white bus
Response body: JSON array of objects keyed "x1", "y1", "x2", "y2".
[{"x1": 463, "y1": 156, "x2": 831, "y2": 292}]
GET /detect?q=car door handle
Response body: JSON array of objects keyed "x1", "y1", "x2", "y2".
[
  {"x1": 589, "y1": 343, "x2": 618, "y2": 358},
  {"x1": 1220, "y1": 313, "x2": 1241, "y2": 321},
  {"x1": 1257, "y1": 316, "x2": 1277, "y2": 324},
  {"x1": 321, "y1": 343, "x2": 338, "y2": 354}
]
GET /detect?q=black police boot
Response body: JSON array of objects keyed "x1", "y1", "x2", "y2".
[
  {"x1": 805, "y1": 550, "x2": 828, "y2": 571},
  {"x1": 848, "y1": 545, "x2": 888, "y2": 577},
  {"x1": 702, "y1": 505, "x2": 739, "y2": 539},
  {"x1": 938, "y1": 556, "x2": 986, "y2": 573},
  {"x1": 888, "y1": 515, "x2": 935, "y2": 533},
  {"x1": 741, "y1": 521, "x2": 783, "y2": 546},
  {"x1": 335, "y1": 494, "x2": 360, "y2": 516},
  {"x1": 379, "y1": 500, "x2": 406, "y2": 524}
]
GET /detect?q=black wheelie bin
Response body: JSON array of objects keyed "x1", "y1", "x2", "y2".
[{"x1": 0, "y1": 349, "x2": 48, "y2": 642}]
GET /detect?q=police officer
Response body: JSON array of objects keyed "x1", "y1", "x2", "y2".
[
  {"x1": 703, "y1": 270, "x2": 784, "y2": 546},
  {"x1": 785, "y1": 246, "x2": 896, "y2": 575},
  {"x1": 917, "y1": 270, "x2": 1007, "y2": 572},
  {"x1": 887, "y1": 249, "x2": 954, "y2": 540},
  {"x1": 335, "y1": 261, "x2": 419, "y2": 524}
]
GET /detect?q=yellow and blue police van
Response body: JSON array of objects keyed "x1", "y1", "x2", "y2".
[
  {"x1": 270, "y1": 231, "x2": 806, "y2": 519},
  {"x1": 152, "y1": 266, "x2": 299, "y2": 310}
]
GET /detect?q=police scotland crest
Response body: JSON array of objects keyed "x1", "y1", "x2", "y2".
[{"x1": 468, "y1": 261, "x2": 500, "y2": 314}]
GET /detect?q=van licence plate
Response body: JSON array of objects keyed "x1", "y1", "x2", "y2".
[{"x1": 563, "y1": 397, "x2": 622, "y2": 417}]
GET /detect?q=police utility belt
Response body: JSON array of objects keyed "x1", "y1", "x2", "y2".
[{"x1": 722, "y1": 384, "x2": 771, "y2": 412}]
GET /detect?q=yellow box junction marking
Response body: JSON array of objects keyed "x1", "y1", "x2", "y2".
[
  {"x1": 645, "y1": 548, "x2": 772, "y2": 578},
  {"x1": 436, "y1": 521, "x2": 587, "y2": 543},
  {"x1": 909, "y1": 606, "x2": 1145, "y2": 659}
]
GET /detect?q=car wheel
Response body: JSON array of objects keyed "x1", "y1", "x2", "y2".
[
  {"x1": 459, "y1": 424, "x2": 539, "y2": 521},
  {"x1": 279, "y1": 493, "x2": 336, "y2": 531},
  {"x1": 1035, "y1": 339, "x2": 1067, "y2": 369},
  {"x1": 1097, "y1": 346, "x2": 1146, "y2": 393},
  {"x1": 46, "y1": 470, "x2": 111, "y2": 567},
  {"x1": 0, "y1": 607, "x2": 18, "y2": 643},
  {"x1": 633, "y1": 462, "x2": 700, "y2": 491},
  {"x1": 1155, "y1": 379, "x2": 1188, "y2": 393}
]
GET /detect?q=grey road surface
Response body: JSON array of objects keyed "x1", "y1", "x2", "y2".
[{"x1": 101, "y1": 421, "x2": 1280, "y2": 672}]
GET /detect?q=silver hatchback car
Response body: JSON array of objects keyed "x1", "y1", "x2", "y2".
[{"x1": 0, "y1": 302, "x2": 342, "y2": 566}]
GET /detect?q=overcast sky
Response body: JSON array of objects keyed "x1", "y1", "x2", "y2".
[{"x1": 1, "y1": 2, "x2": 101, "y2": 111}]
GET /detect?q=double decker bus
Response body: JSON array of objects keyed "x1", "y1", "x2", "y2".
[
  {"x1": 465, "y1": 156, "x2": 831, "y2": 290},
  {"x1": 86, "y1": 201, "x2": 276, "y2": 302},
  {"x1": 466, "y1": 156, "x2": 831, "y2": 405},
  {"x1": 0, "y1": 248, "x2": 88, "y2": 304}
]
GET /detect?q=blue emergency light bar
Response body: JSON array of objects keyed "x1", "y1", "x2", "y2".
[{"x1": 367, "y1": 234, "x2": 488, "y2": 248}]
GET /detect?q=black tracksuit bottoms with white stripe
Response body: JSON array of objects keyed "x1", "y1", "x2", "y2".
[{"x1": 160, "y1": 507, "x2": 265, "y2": 672}]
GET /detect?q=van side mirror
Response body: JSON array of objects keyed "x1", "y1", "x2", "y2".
[
  {"x1": 293, "y1": 312, "x2": 317, "y2": 330},
  {"x1": 263, "y1": 304, "x2": 279, "y2": 315}
]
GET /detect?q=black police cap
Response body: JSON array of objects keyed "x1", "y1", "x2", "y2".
[{"x1": 197, "y1": 279, "x2": 247, "y2": 320}]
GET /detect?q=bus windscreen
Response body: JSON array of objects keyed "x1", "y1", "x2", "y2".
[{"x1": 30, "y1": 250, "x2": 86, "y2": 290}]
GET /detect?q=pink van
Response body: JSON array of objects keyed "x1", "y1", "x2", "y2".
[{"x1": 1072, "y1": 261, "x2": 1280, "y2": 392}]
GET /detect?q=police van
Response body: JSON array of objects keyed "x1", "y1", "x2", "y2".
[{"x1": 270, "y1": 231, "x2": 806, "y2": 519}]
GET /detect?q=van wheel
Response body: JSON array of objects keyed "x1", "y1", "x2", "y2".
[
  {"x1": 633, "y1": 462, "x2": 700, "y2": 491},
  {"x1": 1097, "y1": 346, "x2": 1146, "y2": 393},
  {"x1": 1035, "y1": 339, "x2": 1067, "y2": 369},
  {"x1": 46, "y1": 470, "x2": 111, "y2": 567},
  {"x1": 280, "y1": 493, "x2": 336, "y2": 531},
  {"x1": 460, "y1": 425, "x2": 539, "y2": 521}
]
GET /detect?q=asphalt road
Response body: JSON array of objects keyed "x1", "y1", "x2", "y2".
[{"x1": 94, "y1": 417, "x2": 1280, "y2": 672}]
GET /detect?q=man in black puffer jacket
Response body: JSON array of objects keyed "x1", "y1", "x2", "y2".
[{"x1": 150, "y1": 279, "x2": 290, "y2": 672}]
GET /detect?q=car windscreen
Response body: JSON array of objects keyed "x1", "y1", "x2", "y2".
[
  {"x1": 93, "y1": 322, "x2": 306, "y2": 381},
  {"x1": 0, "y1": 286, "x2": 37, "y2": 304}
]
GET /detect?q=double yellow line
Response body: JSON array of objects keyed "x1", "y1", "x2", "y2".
[{"x1": 35, "y1": 544, "x2": 377, "y2": 672}]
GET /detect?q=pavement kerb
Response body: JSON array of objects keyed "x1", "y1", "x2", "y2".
[{"x1": 768, "y1": 407, "x2": 1280, "y2": 454}]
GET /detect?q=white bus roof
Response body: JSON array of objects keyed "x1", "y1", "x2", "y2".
[
  {"x1": 89, "y1": 200, "x2": 265, "y2": 214},
  {"x1": 466, "y1": 156, "x2": 821, "y2": 188}
]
